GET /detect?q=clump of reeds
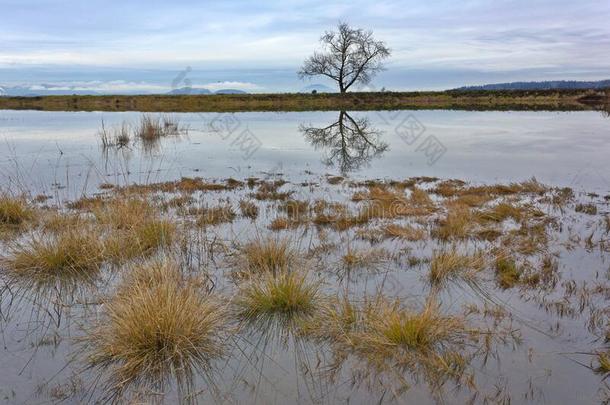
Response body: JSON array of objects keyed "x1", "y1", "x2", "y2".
[
  {"x1": 306, "y1": 295, "x2": 474, "y2": 388},
  {"x1": 196, "y1": 205, "x2": 236, "y2": 226},
  {"x1": 429, "y1": 249, "x2": 486, "y2": 287},
  {"x1": 233, "y1": 236, "x2": 299, "y2": 277},
  {"x1": 235, "y1": 270, "x2": 321, "y2": 323},
  {"x1": 384, "y1": 223, "x2": 426, "y2": 241},
  {"x1": 356, "y1": 186, "x2": 434, "y2": 220},
  {"x1": 432, "y1": 205, "x2": 473, "y2": 240},
  {"x1": 575, "y1": 203, "x2": 598, "y2": 215},
  {"x1": 494, "y1": 255, "x2": 521, "y2": 288},
  {"x1": 239, "y1": 200, "x2": 259, "y2": 219},
  {"x1": 98, "y1": 120, "x2": 131, "y2": 148},
  {"x1": 0, "y1": 195, "x2": 34, "y2": 228},
  {"x1": 477, "y1": 202, "x2": 523, "y2": 222},
  {"x1": 340, "y1": 245, "x2": 388, "y2": 271},
  {"x1": 3, "y1": 229, "x2": 104, "y2": 291},
  {"x1": 594, "y1": 351, "x2": 610, "y2": 375},
  {"x1": 83, "y1": 259, "x2": 226, "y2": 400},
  {"x1": 104, "y1": 219, "x2": 176, "y2": 263},
  {"x1": 369, "y1": 300, "x2": 465, "y2": 351},
  {"x1": 94, "y1": 198, "x2": 176, "y2": 263},
  {"x1": 252, "y1": 180, "x2": 292, "y2": 201}
]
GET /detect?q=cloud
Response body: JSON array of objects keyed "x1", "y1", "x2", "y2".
[{"x1": 197, "y1": 81, "x2": 262, "y2": 92}]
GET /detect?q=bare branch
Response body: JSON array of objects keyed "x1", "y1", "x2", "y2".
[{"x1": 298, "y1": 23, "x2": 391, "y2": 93}]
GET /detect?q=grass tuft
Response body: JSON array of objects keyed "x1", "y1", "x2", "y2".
[
  {"x1": 83, "y1": 259, "x2": 226, "y2": 400},
  {"x1": 4, "y1": 230, "x2": 104, "y2": 290},
  {"x1": 0, "y1": 196, "x2": 34, "y2": 227},
  {"x1": 196, "y1": 205, "x2": 236, "y2": 226},
  {"x1": 235, "y1": 270, "x2": 321, "y2": 322},
  {"x1": 429, "y1": 249, "x2": 485, "y2": 286},
  {"x1": 235, "y1": 236, "x2": 299, "y2": 277}
]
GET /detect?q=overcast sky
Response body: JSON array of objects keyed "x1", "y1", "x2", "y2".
[{"x1": 1, "y1": 0, "x2": 609, "y2": 92}]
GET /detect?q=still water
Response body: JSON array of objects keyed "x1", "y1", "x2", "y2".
[
  {"x1": 0, "y1": 109, "x2": 609, "y2": 197},
  {"x1": 0, "y1": 109, "x2": 609, "y2": 404}
]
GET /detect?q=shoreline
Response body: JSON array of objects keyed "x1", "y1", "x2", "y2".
[{"x1": 0, "y1": 89, "x2": 607, "y2": 112}]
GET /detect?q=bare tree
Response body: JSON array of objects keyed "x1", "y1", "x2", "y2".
[
  {"x1": 298, "y1": 23, "x2": 391, "y2": 93},
  {"x1": 299, "y1": 111, "x2": 388, "y2": 173}
]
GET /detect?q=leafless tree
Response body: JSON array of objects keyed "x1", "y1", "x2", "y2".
[
  {"x1": 298, "y1": 23, "x2": 391, "y2": 93},
  {"x1": 300, "y1": 111, "x2": 388, "y2": 173}
]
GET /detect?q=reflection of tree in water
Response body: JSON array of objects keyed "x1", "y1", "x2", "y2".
[{"x1": 300, "y1": 111, "x2": 389, "y2": 174}]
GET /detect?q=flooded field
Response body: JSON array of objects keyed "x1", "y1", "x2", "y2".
[{"x1": 0, "y1": 109, "x2": 609, "y2": 404}]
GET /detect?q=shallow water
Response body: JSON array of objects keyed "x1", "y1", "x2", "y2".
[
  {"x1": 0, "y1": 109, "x2": 609, "y2": 404},
  {"x1": 1, "y1": 109, "x2": 609, "y2": 198}
]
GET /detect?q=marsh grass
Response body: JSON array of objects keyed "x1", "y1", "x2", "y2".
[
  {"x1": 239, "y1": 200, "x2": 258, "y2": 219},
  {"x1": 356, "y1": 186, "x2": 436, "y2": 220},
  {"x1": 0, "y1": 195, "x2": 35, "y2": 229},
  {"x1": 384, "y1": 224, "x2": 426, "y2": 241},
  {"x1": 494, "y1": 254, "x2": 521, "y2": 288},
  {"x1": 477, "y1": 202, "x2": 523, "y2": 222},
  {"x1": 432, "y1": 205, "x2": 473, "y2": 240},
  {"x1": 83, "y1": 259, "x2": 226, "y2": 401},
  {"x1": 340, "y1": 245, "x2": 389, "y2": 271},
  {"x1": 196, "y1": 205, "x2": 236, "y2": 226},
  {"x1": 235, "y1": 270, "x2": 321, "y2": 325},
  {"x1": 252, "y1": 180, "x2": 292, "y2": 201},
  {"x1": 596, "y1": 351, "x2": 610, "y2": 375},
  {"x1": 233, "y1": 236, "x2": 299, "y2": 278},
  {"x1": 98, "y1": 120, "x2": 131, "y2": 148},
  {"x1": 575, "y1": 203, "x2": 598, "y2": 215},
  {"x1": 105, "y1": 219, "x2": 176, "y2": 263},
  {"x1": 4, "y1": 229, "x2": 105, "y2": 292},
  {"x1": 429, "y1": 249, "x2": 486, "y2": 287},
  {"x1": 304, "y1": 295, "x2": 476, "y2": 393}
]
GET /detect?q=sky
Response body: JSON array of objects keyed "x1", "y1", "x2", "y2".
[{"x1": 1, "y1": 0, "x2": 609, "y2": 93}]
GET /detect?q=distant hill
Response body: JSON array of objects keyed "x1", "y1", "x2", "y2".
[
  {"x1": 167, "y1": 87, "x2": 211, "y2": 95},
  {"x1": 300, "y1": 84, "x2": 336, "y2": 93},
  {"x1": 455, "y1": 80, "x2": 610, "y2": 91},
  {"x1": 214, "y1": 89, "x2": 247, "y2": 94}
]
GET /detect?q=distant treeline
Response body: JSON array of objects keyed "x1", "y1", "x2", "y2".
[{"x1": 456, "y1": 80, "x2": 610, "y2": 91}]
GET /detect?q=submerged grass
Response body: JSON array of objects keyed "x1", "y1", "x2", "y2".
[
  {"x1": 196, "y1": 205, "x2": 236, "y2": 226},
  {"x1": 83, "y1": 259, "x2": 226, "y2": 400}
]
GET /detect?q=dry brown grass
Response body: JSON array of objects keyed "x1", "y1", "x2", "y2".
[
  {"x1": 105, "y1": 219, "x2": 176, "y2": 264},
  {"x1": 432, "y1": 205, "x2": 473, "y2": 240},
  {"x1": 252, "y1": 180, "x2": 292, "y2": 201},
  {"x1": 383, "y1": 224, "x2": 426, "y2": 241},
  {"x1": 304, "y1": 295, "x2": 474, "y2": 389},
  {"x1": 477, "y1": 202, "x2": 523, "y2": 222},
  {"x1": 596, "y1": 351, "x2": 610, "y2": 375},
  {"x1": 235, "y1": 270, "x2": 321, "y2": 324},
  {"x1": 239, "y1": 200, "x2": 259, "y2": 219},
  {"x1": 3, "y1": 229, "x2": 105, "y2": 291},
  {"x1": 269, "y1": 217, "x2": 297, "y2": 231},
  {"x1": 340, "y1": 246, "x2": 388, "y2": 270},
  {"x1": 83, "y1": 259, "x2": 227, "y2": 400},
  {"x1": 0, "y1": 196, "x2": 35, "y2": 227},
  {"x1": 196, "y1": 205, "x2": 236, "y2": 226},
  {"x1": 234, "y1": 236, "x2": 299, "y2": 277},
  {"x1": 429, "y1": 249, "x2": 486, "y2": 286},
  {"x1": 93, "y1": 197, "x2": 155, "y2": 230},
  {"x1": 575, "y1": 203, "x2": 598, "y2": 215},
  {"x1": 356, "y1": 186, "x2": 436, "y2": 220},
  {"x1": 494, "y1": 254, "x2": 521, "y2": 288}
]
